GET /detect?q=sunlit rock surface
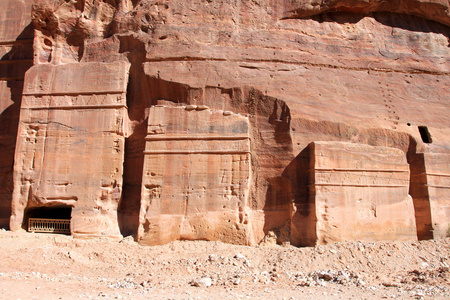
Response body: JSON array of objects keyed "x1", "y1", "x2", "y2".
[{"x1": 0, "y1": 0, "x2": 448, "y2": 245}]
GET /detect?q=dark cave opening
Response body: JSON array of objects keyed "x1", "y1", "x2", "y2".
[
  {"x1": 418, "y1": 126, "x2": 432, "y2": 144},
  {"x1": 25, "y1": 206, "x2": 72, "y2": 234}
]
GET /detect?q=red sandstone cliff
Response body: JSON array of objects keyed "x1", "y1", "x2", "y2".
[{"x1": 0, "y1": 0, "x2": 449, "y2": 246}]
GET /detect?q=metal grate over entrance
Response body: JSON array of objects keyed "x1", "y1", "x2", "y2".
[{"x1": 28, "y1": 218, "x2": 70, "y2": 234}]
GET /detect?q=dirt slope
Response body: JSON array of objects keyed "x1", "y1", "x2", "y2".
[{"x1": 0, "y1": 231, "x2": 448, "y2": 299}]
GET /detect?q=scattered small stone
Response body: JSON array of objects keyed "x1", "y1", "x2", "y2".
[
  {"x1": 109, "y1": 280, "x2": 141, "y2": 289},
  {"x1": 208, "y1": 254, "x2": 217, "y2": 262},
  {"x1": 191, "y1": 277, "x2": 212, "y2": 288},
  {"x1": 119, "y1": 236, "x2": 135, "y2": 244},
  {"x1": 260, "y1": 231, "x2": 277, "y2": 246},
  {"x1": 356, "y1": 279, "x2": 366, "y2": 286},
  {"x1": 336, "y1": 271, "x2": 350, "y2": 284},
  {"x1": 316, "y1": 246, "x2": 325, "y2": 254},
  {"x1": 140, "y1": 280, "x2": 151, "y2": 288},
  {"x1": 234, "y1": 253, "x2": 246, "y2": 260},
  {"x1": 317, "y1": 271, "x2": 334, "y2": 281}
]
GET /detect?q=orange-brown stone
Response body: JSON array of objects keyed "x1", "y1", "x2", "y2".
[
  {"x1": 303, "y1": 142, "x2": 416, "y2": 245},
  {"x1": 138, "y1": 104, "x2": 252, "y2": 244},
  {"x1": 0, "y1": 0, "x2": 448, "y2": 246}
]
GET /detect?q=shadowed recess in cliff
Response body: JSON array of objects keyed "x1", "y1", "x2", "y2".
[
  {"x1": 116, "y1": 34, "x2": 147, "y2": 237},
  {"x1": 0, "y1": 24, "x2": 34, "y2": 229},
  {"x1": 117, "y1": 67, "x2": 298, "y2": 239},
  {"x1": 407, "y1": 136, "x2": 433, "y2": 240},
  {"x1": 373, "y1": 12, "x2": 449, "y2": 44},
  {"x1": 118, "y1": 34, "x2": 147, "y2": 119},
  {"x1": 302, "y1": 11, "x2": 449, "y2": 47},
  {"x1": 241, "y1": 88, "x2": 295, "y2": 243},
  {"x1": 215, "y1": 87, "x2": 295, "y2": 243},
  {"x1": 282, "y1": 0, "x2": 450, "y2": 27},
  {"x1": 117, "y1": 35, "x2": 196, "y2": 237},
  {"x1": 262, "y1": 176, "x2": 293, "y2": 243},
  {"x1": 282, "y1": 145, "x2": 317, "y2": 247},
  {"x1": 118, "y1": 119, "x2": 147, "y2": 237}
]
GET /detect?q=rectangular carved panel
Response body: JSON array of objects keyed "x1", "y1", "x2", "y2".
[
  {"x1": 307, "y1": 141, "x2": 417, "y2": 244},
  {"x1": 10, "y1": 61, "x2": 130, "y2": 239},
  {"x1": 138, "y1": 105, "x2": 252, "y2": 245}
]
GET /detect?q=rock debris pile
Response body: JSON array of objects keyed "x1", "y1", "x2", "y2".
[{"x1": 0, "y1": 231, "x2": 448, "y2": 299}]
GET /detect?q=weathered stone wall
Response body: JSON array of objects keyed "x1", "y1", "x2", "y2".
[
  {"x1": 421, "y1": 153, "x2": 450, "y2": 239},
  {"x1": 138, "y1": 104, "x2": 252, "y2": 245},
  {"x1": 10, "y1": 61, "x2": 130, "y2": 239},
  {"x1": 0, "y1": 0, "x2": 34, "y2": 228},
  {"x1": 0, "y1": 0, "x2": 449, "y2": 245},
  {"x1": 308, "y1": 142, "x2": 417, "y2": 245}
]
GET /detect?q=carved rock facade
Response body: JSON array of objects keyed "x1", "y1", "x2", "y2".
[
  {"x1": 10, "y1": 61, "x2": 129, "y2": 238},
  {"x1": 138, "y1": 105, "x2": 252, "y2": 244},
  {"x1": 0, "y1": 0, "x2": 449, "y2": 245}
]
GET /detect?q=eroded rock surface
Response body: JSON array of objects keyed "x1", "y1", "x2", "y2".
[
  {"x1": 306, "y1": 142, "x2": 416, "y2": 245},
  {"x1": 0, "y1": 0, "x2": 35, "y2": 229},
  {"x1": 283, "y1": 0, "x2": 450, "y2": 27},
  {"x1": 10, "y1": 61, "x2": 130, "y2": 239},
  {"x1": 138, "y1": 104, "x2": 252, "y2": 244},
  {"x1": 0, "y1": 0, "x2": 448, "y2": 245}
]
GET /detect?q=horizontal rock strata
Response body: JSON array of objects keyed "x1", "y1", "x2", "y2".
[{"x1": 0, "y1": 0, "x2": 448, "y2": 245}]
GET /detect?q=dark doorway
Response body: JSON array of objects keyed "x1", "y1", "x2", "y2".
[
  {"x1": 418, "y1": 126, "x2": 432, "y2": 144},
  {"x1": 25, "y1": 206, "x2": 72, "y2": 234}
]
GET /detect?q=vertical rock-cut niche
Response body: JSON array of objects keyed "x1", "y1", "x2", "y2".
[
  {"x1": 10, "y1": 61, "x2": 130, "y2": 239},
  {"x1": 422, "y1": 153, "x2": 450, "y2": 239},
  {"x1": 0, "y1": 0, "x2": 35, "y2": 229},
  {"x1": 138, "y1": 105, "x2": 252, "y2": 245},
  {"x1": 410, "y1": 153, "x2": 450, "y2": 239}
]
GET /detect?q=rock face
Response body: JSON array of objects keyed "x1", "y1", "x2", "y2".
[
  {"x1": 0, "y1": 0, "x2": 34, "y2": 230},
  {"x1": 300, "y1": 142, "x2": 416, "y2": 245},
  {"x1": 10, "y1": 61, "x2": 129, "y2": 239},
  {"x1": 138, "y1": 104, "x2": 252, "y2": 244},
  {"x1": 283, "y1": 0, "x2": 450, "y2": 27},
  {"x1": 410, "y1": 152, "x2": 450, "y2": 240},
  {"x1": 0, "y1": 0, "x2": 449, "y2": 245}
]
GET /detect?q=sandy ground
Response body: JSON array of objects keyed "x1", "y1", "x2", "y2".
[{"x1": 0, "y1": 230, "x2": 448, "y2": 299}]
